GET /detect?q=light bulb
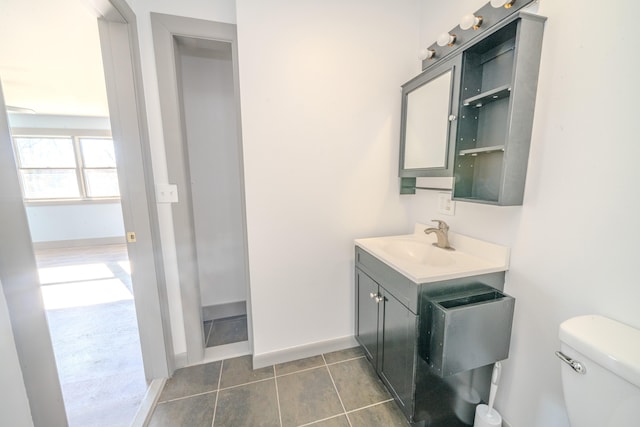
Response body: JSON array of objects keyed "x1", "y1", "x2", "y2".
[
  {"x1": 436, "y1": 32, "x2": 456, "y2": 47},
  {"x1": 490, "y1": 0, "x2": 515, "y2": 8},
  {"x1": 460, "y1": 13, "x2": 483, "y2": 30},
  {"x1": 419, "y1": 48, "x2": 436, "y2": 60}
]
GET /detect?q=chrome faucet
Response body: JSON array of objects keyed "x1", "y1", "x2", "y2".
[{"x1": 424, "y1": 220, "x2": 454, "y2": 250}]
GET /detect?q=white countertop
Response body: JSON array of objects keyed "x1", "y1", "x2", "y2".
[{"x1": 355, "y1": 223, "x2": 510, "y2": 283}]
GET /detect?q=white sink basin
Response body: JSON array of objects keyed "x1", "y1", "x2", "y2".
[
  {"x1": 381, "y1": 239, "x2": 455, "y2": 267},
  {"x1": 355, "y1": 224, "x2": 510, "y2": 283}
]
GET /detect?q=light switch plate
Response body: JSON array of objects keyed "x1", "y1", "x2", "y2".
[
  {"x1": 438, "y1": 192, "x2": 455, "y2": 216},
  {"x1": 156, "y1": 184, "x2": 178, "y2": 203}
]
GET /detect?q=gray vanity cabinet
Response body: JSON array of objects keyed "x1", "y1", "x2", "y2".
[
  {"x1": 355, "y1": 268, "x2": 418, "y2": 418},
  {"x1": 355, "y1": 269, "x2": 381, "y2": 364},
  {"x1": 377, "y1": 285, "x2": 419, "y2": 414},
  {"x1": 355, "y1": 246, "x2": 514, "y2": 426}
]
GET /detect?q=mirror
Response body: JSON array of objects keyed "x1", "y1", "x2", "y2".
[
  {"x1": 399, "y1": 56, "x2": 460, "y2": 178},
  {"x1": 404, "y1": 70, "x2": 451, "y2": 169}
]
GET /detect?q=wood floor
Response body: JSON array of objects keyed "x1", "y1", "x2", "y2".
[{"x1": 36, "y1": 244, "x2": 147, "y2": 427}]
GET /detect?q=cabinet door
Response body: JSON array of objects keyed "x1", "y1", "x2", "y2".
[
  {"x1": 399, "y1": 54, "x2": 462, "y2": 179},
  {"x1": 355, "y1": 269, "x2": 379, "y2": 365},
  {"x1": 379, "y1": 289, "x2": 418, "y2": 419}
]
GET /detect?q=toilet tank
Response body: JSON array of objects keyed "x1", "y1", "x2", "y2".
[{"x1": 558, "y1": 315, "x2": 640, "y2": 427}]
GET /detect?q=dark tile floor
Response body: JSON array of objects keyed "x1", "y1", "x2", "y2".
[
  {"x1": 149, "y1": 347, "x2": 410, "y2": 427},
  {"x1": 204, "y1": 315, "x2": 249, "y2": 347}
]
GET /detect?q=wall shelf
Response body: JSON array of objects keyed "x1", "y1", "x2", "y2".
[
  {"x1": 459, "y1": 145, "x2": 505, "y2": 156},
  {"x1": 462, "y1": 84, "x2": 511, "y2": 108}
]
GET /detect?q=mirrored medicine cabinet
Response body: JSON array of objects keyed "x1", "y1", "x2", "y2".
[
  {"x1": 399, "y1": 56, "x2": 461, "y2": 178},
  {"x1": 398, "y1": 2, "x2": 546, "y2": 206}
]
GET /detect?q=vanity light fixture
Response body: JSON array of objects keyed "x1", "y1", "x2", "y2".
[
  {"x1": 490, "y1": 0, "x2": 515, "y2": 8},
  {"x1": 419, "y1": 48, "x2": 436, "y2": 60},
  {"x1": 460, "y1": 13, "x2": 483, "y2": 30},
  {"x1": 436, "y1": 32, "x2": 456, "y2": 47}
]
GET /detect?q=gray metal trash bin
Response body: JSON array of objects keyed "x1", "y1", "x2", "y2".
[{"x1": 423, "y1": 285, "x2": 515, "y2": 377}]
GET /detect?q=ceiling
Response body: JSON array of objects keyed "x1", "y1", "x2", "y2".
[{"x1": 0, "y1": 0, "x2": 110, "y2": 117}]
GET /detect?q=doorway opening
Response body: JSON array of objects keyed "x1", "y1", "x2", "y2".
[
  {"x1": 152, "y1": 13, "x2": 252, "y2": 365},
  {"x1": 0, "y1": 0, "x2": 172, "y2": 424},
  {"x1": 0, "y1": 0, "x2": 160, "y2": 423},
  {"x1": 175, "y1": 36, "x2": 250, "y2": 357},
  {"x1": 8, "y1": 122, "x2": 148, "y2": 426}
]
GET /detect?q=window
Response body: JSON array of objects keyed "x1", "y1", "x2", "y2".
[{"x1": 13, "y1": 134, "x2": 120, "y2": 200}]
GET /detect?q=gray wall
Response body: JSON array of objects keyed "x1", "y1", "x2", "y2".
[
  {"x1": 0, "y1": 279, "x2": 34, "y2": 427},
  {"x1": 177, "y1": 41, "x2": 247, "y2": 307}
]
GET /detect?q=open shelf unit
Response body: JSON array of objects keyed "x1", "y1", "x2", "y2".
[{"x1": 452, "y1": 12, "x2": 546, "y2": 205}]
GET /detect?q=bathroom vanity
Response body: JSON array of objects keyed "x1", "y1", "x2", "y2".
[{"x1": 355, "y1": 224, "x2": 514, "y2": 426}]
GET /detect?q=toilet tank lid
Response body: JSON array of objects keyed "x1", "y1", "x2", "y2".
[{"x1": 559, "y1": 315, "x2": 640, "y2": 388}]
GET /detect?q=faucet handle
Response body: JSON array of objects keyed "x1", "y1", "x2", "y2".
[{"x1": 431, "y1": 219, "x2": 449, "y2": 231}]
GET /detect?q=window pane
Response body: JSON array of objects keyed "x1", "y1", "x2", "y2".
[
  {"x1": 20, "y1": 169, "x2": 80, "y2": 199},
  {"x1": 80, "y1": 138, "x2": 116, "y2": 168},
  {"x1": 84, "y1": 169, "x2": 120, "y2": 197},
  {"x1": 15, "y1": 137, "x2": 76, "y2": 167}
]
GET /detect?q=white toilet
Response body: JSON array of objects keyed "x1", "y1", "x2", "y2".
[{"x1": 557, "y1": 314, "x2": 640, "y2": 427}]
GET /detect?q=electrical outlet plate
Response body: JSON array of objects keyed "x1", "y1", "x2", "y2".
[{"x1": 438, "y1": 192, "x2": 455, "y2": 216}]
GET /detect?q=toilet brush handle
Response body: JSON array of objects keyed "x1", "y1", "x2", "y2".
[
  {"x1": 487, "y1": 362, "x2": 502, "y2": 412},
  {"x1": 491, "y1": 362, "x2": 502, "y2": 385},
  {"x1": 488, "y1": 383, "x2": 497, "y2": 412}
]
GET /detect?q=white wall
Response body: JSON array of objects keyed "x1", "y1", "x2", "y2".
[
  {"x1": 25, "y1": 203, "x2": 124, "y2": 243},
  {"x1": 8, "y1": 114, "x2": 110, "y2": 130},
  {"x1": 128, "y1": 0, "x2": 419, "y2": 359},
  {"x1": 412, "y1": 1, "x2": 640, "y2": 426},
  {"x1": 0, "y1": 282, "x2": 34, "y2": 427},
  {"x1": 178, "y1": 45, "x2": 247, "y2": 307},
  {"x1": 236, "y1": 0, "x2": 420, "y2": 356}
]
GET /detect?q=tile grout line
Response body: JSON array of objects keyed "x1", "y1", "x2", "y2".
[
  {"x1": 275, "y1": 354, "x2": 366, "y2": 379},
  {"x1": 273, "y1": 365, "x2": 284, "y2": 427},
  {"x1": 322, "y1": 354, "x2": 353, "y2": 427},
  {"x1": 211, "y1": 359, "x2": 224, "y2": 427},
  {"x1": 345, "y1": 398, "x2": 395, "y2": 414},
  {"x1": 205, "y1": 319, "x2": 213, "y2": 347},
  {"x1": 296, "y1": 413, "x2": 347, "y2": 427},
  {"x1": 324, "y1": 355, "x2": 366, "y2": 366},
  {"x1": 219, "y1": 375, "x2": 274, "y2": 392},
  {"x1": 157, "y1": 389, "x2": 217, "y2": 404},
  {"x1": 275, "y1": 364, "x2": 326, "y2": 378}
]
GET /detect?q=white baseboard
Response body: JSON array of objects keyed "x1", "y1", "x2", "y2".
[
  {"x1": 252, "y1": 335, "x2": 359, "y2": 369},
  {"x1": 129, "y1": 377, "x2": 166, "y2": 427},
  {"x1": 173, "y1": 352, "x2": 189, "y2": 370},
  {"x1": 202, "y1": 301, "x2": 246, "y2": 322},
  {"x1": 502, "y1": 418, "x2": 512, "y2": 427},
  {"x1": 203, "y1": 340, "x2": 251, "y2": 363},
  {"x1": 33, "y1": 236, "x2": 125, "y2": 250}
]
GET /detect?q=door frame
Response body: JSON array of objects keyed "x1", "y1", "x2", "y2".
[
  {"x1": 150, "y1": 13, "x2": 253, "y2": 365},
  {"x1": 0, "y1": 81, "x2": 67, "y2": 427},
  {"x1": 91, "y1": 0, "x2": 174, "y2": 380}
]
